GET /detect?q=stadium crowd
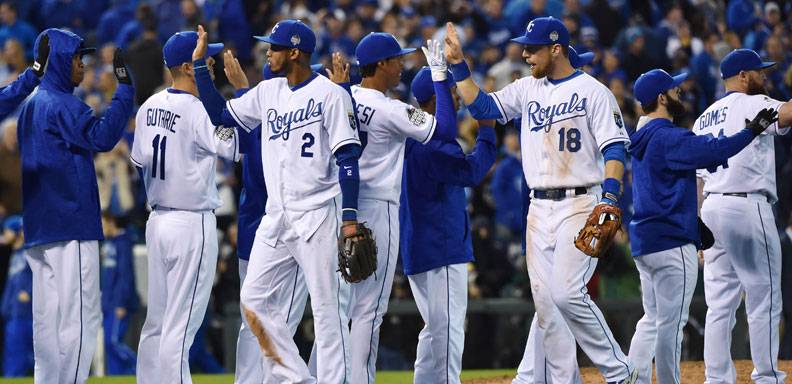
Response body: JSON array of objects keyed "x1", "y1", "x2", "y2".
[{"x1": 0, "y1": 0, "x2": 790, "y2": 375}]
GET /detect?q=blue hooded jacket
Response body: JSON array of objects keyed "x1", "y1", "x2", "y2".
[
  {"x1": 18, "y1": 29, "x2": 134, "y2": 248},
  {"x1": 400, "y1": 126, "x2": 497, "y2": 275},
  {"x1": 628, "y1": 117, "x2": 755, "y2": 257}
]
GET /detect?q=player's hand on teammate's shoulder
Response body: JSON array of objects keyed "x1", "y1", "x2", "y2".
[
  {"x1": 444, "y1": 22, "x2": 464, "y2": 65},
  {"x1": 223, "y1": 50, "x2": 249, "y2": 90},
  {"x1": 745, "y1": 107, "x2": 779, "y2": 136},
  {"x1": 325, "y1": 52, "x2": 350, "y2": 84},
  {"x1": 192, "y1": 24, "x2": 208, "y2": 62}
]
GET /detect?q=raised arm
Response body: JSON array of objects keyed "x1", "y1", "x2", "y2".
[
  {"x1": 192, "y1": 25, "x2": 245, "y2": 129},
  {"x1": 0, "y1": 33, "x2": 50, "y2": 121},
  {"x1": 420, "y1": 120, "x2": 497, "y2": 186}
]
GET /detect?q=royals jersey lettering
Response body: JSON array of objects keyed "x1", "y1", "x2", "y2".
[
  {"x1": 131, "y1": 89, "x2": 240, "y2": 210},
  {"x1": 491, "y1": 71, "x2": 629, "y2": 189},
  {"x1": 694, "y1": 92, "x2": 789, "y2": 202},
  {"x1": 225, "y1": 74, "x2": 360, "y2": 241},
  {"x1": 352, "y1": 86, "x2": 437, "y2": 203}
]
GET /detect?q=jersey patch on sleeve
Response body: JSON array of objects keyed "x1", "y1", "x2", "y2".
[
  {"x1": 613, "y1": 109, "x2": 624, "y2": 129},
  {"x1": 215, "y1": 126, "x2": 235, "y2": 141},
  {"x1": 348, "y1": 112, "x2": 357, "y2": 131},
  {"x1": 406, "y1": 106, "x2": 427, "y2": 126}
]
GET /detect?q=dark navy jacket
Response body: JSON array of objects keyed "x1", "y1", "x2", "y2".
[
  {"x1": 628, "y1": 117, "x2": 755, "y2": 257},
  {"x1": 18, "y1": 29, "x2": 134, "y2": 248},
  {"x1": 400, "y1": 126, "x2": 497, "y2": 275},
  {"x1": 1, "y1": 250, "x2": 32, "y2": 320},
  {"x1": 100, "y1": 232, "x2": 139, "y2": 312}
]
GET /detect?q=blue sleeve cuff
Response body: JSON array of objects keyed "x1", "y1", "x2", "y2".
[
  {"x1": 335, "y1": 144, "x2": 362, "y2": 221},
  {"x1": 602, "y1": 141, "x2": 626, "y2": 164}
]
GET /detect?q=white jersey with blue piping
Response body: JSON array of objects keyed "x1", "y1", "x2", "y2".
[
  {"x1": 131, "y1": 88, "x2": 240, "y2": 211},
  {"x1": 491, "y1": 70, "x2": 629, "y2": 189},
  {"x1": 225, "y1": 74, "x2": 360, "y2": 241},
  {"x1": 694, "y1": 92, "x2": 789, "y2": 203},
  {"x1": 352, "y1": 85, "x2": 437, "y2": 203}
]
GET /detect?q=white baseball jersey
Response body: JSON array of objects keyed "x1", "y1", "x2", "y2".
[
  {"x1": 694, "y1": 92, "x2": 789, "y2": 202},
  {"x1": 131, "y1": 88, "x2": 240, "y2": 210},
  {"x1": 226, "y1": 74, "x2": 360, "y2": 242},
  {"x1": 491, "y1": 71, "x2": 629, "y2": 189},
  {"x1": 352, "y1": 85, "x2": 437, "y2": 203}
]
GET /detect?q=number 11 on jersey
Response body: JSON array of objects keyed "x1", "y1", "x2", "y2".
[{"x1": 152, "y1": 134, "x2": 167, "y2": 180}]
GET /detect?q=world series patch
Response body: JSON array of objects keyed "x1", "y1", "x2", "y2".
[
  {"x1": 215, "y1": 126, "x2": 235, "y2": 141},
  {"x1": 406, "y1": 107, "x2": 427, "y2": 126}
]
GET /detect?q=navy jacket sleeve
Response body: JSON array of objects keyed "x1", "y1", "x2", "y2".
[
  {"x1": 0, "y1": 69, "x2": 38, "y2": 120},
  {"x1": 665, "y1": 128, "x2": 755, "y2": 171},
  {"x1": 54, "y1": 84, "x2": 134, "y2": 152},
  {"x1": 420, "y1": 125, "x2": 497, "y2": 187}
]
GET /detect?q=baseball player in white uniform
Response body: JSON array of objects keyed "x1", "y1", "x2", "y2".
[
  {"x1": 696, "y1": 48, "x2": 791, "y2": 384},
  {"x1": 131, "y1": 31, "x2": 239, "y2": 384},
  {"x1": 347, "y1": 34, "x2": 458, "y2": 384},
  {"x1": 192, "y1": 21, "x2": 362, "y2": 383},
  {"x1": 446, "y1": 17, "x2": 637, "y2": 383}
]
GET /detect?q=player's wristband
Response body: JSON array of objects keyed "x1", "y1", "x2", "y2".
[
  {"x1": 449, "y1": 61, "x2": 471, "y2": 82},
  {"x1": 601, "y1": 177, "x2": 621, "y2": 204}
]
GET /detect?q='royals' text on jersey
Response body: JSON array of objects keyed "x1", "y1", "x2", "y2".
[
  {"x1": 694, "y1": 92, "x2": 789, "y2": 202},
  {"x1": 352, "y1": 86, "x2": 437, "y2": 203},
  {"x1": 492, "y1": 71, "x2": 629, "y2": 189},
  {"x1": 131, "y1": 89, "x2": 239, "y2": 210},
  {"x1": 226, "y1": 75, "x2": 360, "y2": 241}
]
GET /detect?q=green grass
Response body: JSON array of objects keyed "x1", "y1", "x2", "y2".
[{"x1": 0, "y1": 370, "x2": 518, "y2": 383}]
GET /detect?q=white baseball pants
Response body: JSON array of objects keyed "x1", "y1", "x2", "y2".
[
  {"x1": 137, "y1": 210, "x2": 218, "y2": 384},
  {"x1": 235, "y1": 258, "x2": 308, "y2": 384},
  {"x1": 347, "y1": 199, "x2": 400, "y2": 384},
  {"x1": 26, "y1": 240, "x2": 101, "y2": 384},
  {"x1": 240, "y1": 205, "x2": 350, "y2": 384},
  {"x1": 408, "y1": 263, "x2": 468, "y2": 384},
  {"x1": 702, "y1": 194, "x2": 786, "y2": 384},
  {"x1": 525, "y1": 193, "x2": 632, "y2": 383},
  {"x1": 513, "y1": 316, "x2": 582, "y2": 384},
  {"x1": 628, "y1": 244, "x2": 698, "y2": 384}
]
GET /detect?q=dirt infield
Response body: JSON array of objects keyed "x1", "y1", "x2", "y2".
[{"x1": 464, "y1": 360, "x2": 792, "y2": 383}]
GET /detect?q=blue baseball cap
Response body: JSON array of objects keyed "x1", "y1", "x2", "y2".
[
  {"x1": 263, "y1": 63, "x2": 324, "y2": 80},
  {"x1": 720, "y1": 48, "x2": 776, "y2": 79},
  {"x1": 3, "y1": 215, "x2": 22, "y2": 234},
  {"x1": 255, "y1": 19, "x2": 316, "y2": 53},
  {"x1": 163, "y1": 31, "x2": 224, "y2": 68},
  {"x1": 633, "y1": 69, "x2": 688, "y2": 107},
  {"x1": 356, "y1": 32, "x2": 416, "y2": 66},
  {"x1": 511, "y1": 16, "x2": 570, "y2": 46},
  {"x1": 569, "y1": 46, "x2": 594, "y2": 68},
  {"x1": 411, "y1": 66, "x2": 455, "y2": 104}
]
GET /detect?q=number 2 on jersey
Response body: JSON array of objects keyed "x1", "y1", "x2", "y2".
[
  {"x1": 301, "y1": 133, "x2": 314, "y2": 158},
  {"x1": 151, "y1": 134, "x2": 167, "y2": 180},
  {"x1": 558, "y1": 127, "x2": 581, "y2": 152}
]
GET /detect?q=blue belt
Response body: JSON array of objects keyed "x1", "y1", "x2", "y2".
[{"x1": 533, "y1": 187, "x2": 589, "y2": 200}]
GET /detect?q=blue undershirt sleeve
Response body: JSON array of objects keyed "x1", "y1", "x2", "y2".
[
  {"x1": 467, "y1": 90, "x2": 506, "y2": 120},
  {"x1": 194, "y1": 58, "x2": 239, "y2": 128},
  {"x1": 335, "y1": 143, "x2": 362, "y2": 221}
]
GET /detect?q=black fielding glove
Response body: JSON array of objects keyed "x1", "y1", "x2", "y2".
[
  {"x1": 745, "y1": 108, "x2": 779, "y2": 136},
  {"x1": 113, "y1": 48, "x2": 133, "y2": 85},
  {"x1": 32, "y1": 33, "x2": 49, "y2": 77}
]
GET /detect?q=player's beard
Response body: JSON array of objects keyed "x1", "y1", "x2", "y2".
[
  {"x1": 746, "y1": 76, "x2": 768, "y2": 95},
  {"x1": 530, "y1": 61, "x2": 549, "y2": 79},
  {"x1": 666, "y1": 96, "x2": 686, "y2": 121}
]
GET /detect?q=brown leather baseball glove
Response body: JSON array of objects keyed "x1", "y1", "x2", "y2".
[
  {"x1": 338, "y1": 222, "x2": 377, "y2": 283},
  {"x1": 574, "y1": 203, "x2": 621, "y2": 258}
]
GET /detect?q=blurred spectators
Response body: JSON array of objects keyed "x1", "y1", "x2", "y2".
[{"x1": 0, "y1": 2, "x2": 36, "y2": 61}]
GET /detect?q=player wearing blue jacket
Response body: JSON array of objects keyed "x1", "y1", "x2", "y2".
[
  {"x1": 1, "y1": 216, "x2": 33, "y2": 377},
  {"x1": 401, "y1": 67, "x2": 497, "y2": 383},
  {"x1": 626, "y1": 69, "x2": 776, "y2": 384},
  {"x1": 17, "y1": 28, "x2": 134, "y2": 384},
  {"x1": 100, "y1": 214, "x2": 140, "y2": 375}
]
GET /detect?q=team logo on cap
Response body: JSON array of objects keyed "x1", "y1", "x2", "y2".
[
  {"x1": 527, "y1": 21, "x2": 535, "y2": 33},
  {"x1": 549, "y1": 31, "x2": 559, "y2": 42},
  {"x1": 272, "y1": 23, "x2": 279, "y2": 34},
  {"x1": 291, "y1": 35, "x2": 301, "y2": 46}
]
